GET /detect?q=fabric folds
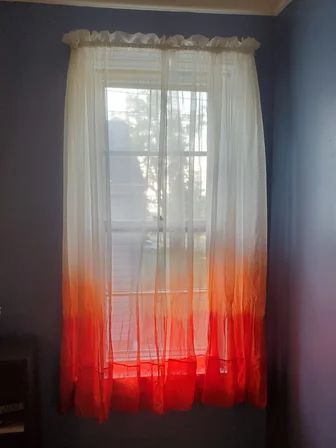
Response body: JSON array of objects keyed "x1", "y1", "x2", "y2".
[
  {"x1": 61, "y1": 31, "x2": 267, "y2": 420},
  {"x1": 63, "y1": 30, "x2": 260, "y2": 52}
]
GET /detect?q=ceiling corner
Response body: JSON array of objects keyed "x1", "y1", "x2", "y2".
[{"x1": 273, "y1": 0, "x2": 292, "y2": 16}]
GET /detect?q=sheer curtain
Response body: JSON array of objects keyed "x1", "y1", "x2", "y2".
[{"x1": 61, "y1": 31, "x2": 267, "y2": 420}]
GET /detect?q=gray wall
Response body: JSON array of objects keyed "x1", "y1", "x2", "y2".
[
  {"x1": 268, "y1": 0, "x2": 336, "y2": 447},
  {"x1": 0, "y1": 3, "x2": 274, "y2": 447}
]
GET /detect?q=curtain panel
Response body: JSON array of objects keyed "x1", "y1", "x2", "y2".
[{"x1": 61, "y1": 30, "x2": 267, "y2": 420}]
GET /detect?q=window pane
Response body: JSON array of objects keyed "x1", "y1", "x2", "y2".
[{"x1": 107, "y1": 87, "x2": 161, "y2": 153}]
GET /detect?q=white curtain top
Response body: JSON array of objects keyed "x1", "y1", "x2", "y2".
[{"x1": 62, "y1": 30, "x2": 260, "y2": 53}]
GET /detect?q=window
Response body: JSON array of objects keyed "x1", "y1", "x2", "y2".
[{"x1": 106, "y1": 87, "x2": 209, "y2": 361}]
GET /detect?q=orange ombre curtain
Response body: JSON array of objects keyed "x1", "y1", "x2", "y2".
[{"x1": 61, "y1": 30, "x2": 267, "y2": 420}]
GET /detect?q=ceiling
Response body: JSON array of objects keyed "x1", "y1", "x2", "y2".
[{"x1": 4, "y1": 0, "x2": 292, "y2": 15}]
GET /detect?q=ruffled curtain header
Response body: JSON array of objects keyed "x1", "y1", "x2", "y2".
[{"x1": 62, "y1": 30, "x2": 260, "y2": 53}]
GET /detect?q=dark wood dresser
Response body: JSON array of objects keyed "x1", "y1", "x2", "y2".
[{"x1": 0, "y1": 337, "x2": 39, "y2": 448}]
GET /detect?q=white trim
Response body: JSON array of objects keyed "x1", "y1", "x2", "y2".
[{"x1": 2, "y1": 0, "x2": 291, "y2": 15}]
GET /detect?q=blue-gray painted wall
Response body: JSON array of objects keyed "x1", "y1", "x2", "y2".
[{"x1": 269, "y1": 1, "x2": 336, "y2": 447}]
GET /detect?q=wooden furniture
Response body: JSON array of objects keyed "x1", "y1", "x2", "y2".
[{"x1": 0, "y1": 337, "x2": 39, "y2": 448}]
